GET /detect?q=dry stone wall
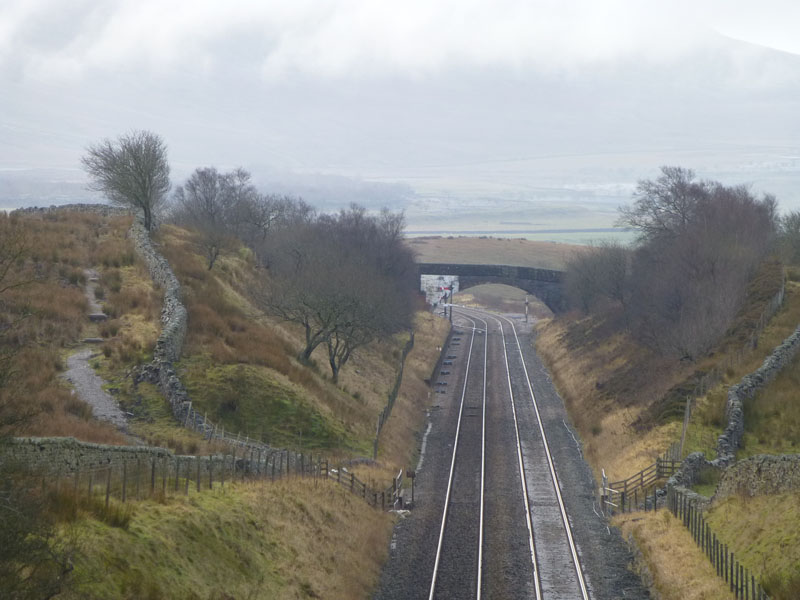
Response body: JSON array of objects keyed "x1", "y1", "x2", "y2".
[
  {"x1": 11, "y1": 203, "x2": 129, "y2": 218},
  {"x1": 8, "y1": 437, "x2": 174, "y2": 473},
  {"x1": 6, "y1": 437, "x2": 276, "y2": 477},
  {"x1": 714, "y1": 324, "x2": 800, "y2": 466},
  {"x1": 668, "y1": 323, "x2": 800, "y2": 498},
  {"x1": 127, "y1": 219, "x2": 199, "y2": 431},
  {"x1": 129, "y1": 220, "x2": 187, "y2": 364},
  {"x1": 714, "y1": 453, "x2": 800, "y2": 500}
]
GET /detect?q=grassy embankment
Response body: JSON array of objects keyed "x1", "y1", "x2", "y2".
[
  {"x1": 4, "y1": 211, "x2": 449, "y2": 599},
  {"x1": 614, "y1": 493, "x2": 800, "y2": 600},
  {"x1": 536, "y1": 260, "x2": 788, "y2": 481},
  {"x1": 52, "y1": 478, "x2": 393, "y2": 600},
  {"x1": 681, "y1": 265, "x2": 800, "y2": 461},
  {"x1": 537, "y1": 258, "x2": 800, "y2": 598},
  {"x1": 614, "y1": 511, "x2": 736, "y2": 600}
]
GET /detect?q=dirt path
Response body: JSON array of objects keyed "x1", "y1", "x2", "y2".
[
  {"x1": 63, "y1": 348, "x2": 129, "y2": 429},
  {"x1": 60, "y1": 268, "x2": 133, "y2": 433}
]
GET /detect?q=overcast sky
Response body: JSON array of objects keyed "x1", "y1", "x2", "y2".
[
  {"x1": 3, "y1": 0, "x2": 799, "y2": 80},
  {"x1": 1, "y1": 0, "x2": 799, "y2": 221}
]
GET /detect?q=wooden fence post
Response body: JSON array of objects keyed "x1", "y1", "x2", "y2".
[
  {"x1": 196, "y1": 459, "x2": 201, "y2": 493},
  {"x1": 105, "y1": 467, "x2": 111, "y2": 509},
  {"x1": 122, "y1": 461, "x2": 127, "y2": 503}
]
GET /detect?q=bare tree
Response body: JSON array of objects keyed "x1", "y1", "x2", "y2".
[
  {"x1": 564, "y1": 241, "x2": 630, "y2": 312},
  {"x1": 571, "y1": 167, "x2": 777, "y2": 361},
  {"x1": 618, "y1": 166, "x2": 708, "y2": 242},
  {"x1": 172, "y1": 167, "x2": 256, "y2": 269},
  {"x1": 779, "y1": 209, "x2": 800, "y2": 263},
  {"x1": 255, "y1": 205, "x2": 415, "y2": 381},
  {"x1": 0, "y1": 215, "x2": 34, "y2": 432},
  {"x1": 82, "y1": 130, "x2": 171, "y2": 231}
]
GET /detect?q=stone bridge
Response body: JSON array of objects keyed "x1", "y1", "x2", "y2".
[{"x1": 417, "y1": 263, "x2": 565, "y2": 313}]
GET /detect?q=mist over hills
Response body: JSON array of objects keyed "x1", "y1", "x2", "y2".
[{"x1": 2, "y1": 33, "x2": 798, "y2": 235}]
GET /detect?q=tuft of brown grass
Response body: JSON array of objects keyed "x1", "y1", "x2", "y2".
[
  {"x1": 615, "y1": 510, "x2": 736, "y2": 600},
  {"x1": 0, "y1": 211, "x2": 135, "y2": 444}
]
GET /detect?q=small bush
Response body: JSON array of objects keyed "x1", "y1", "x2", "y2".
[{"x1": 762, "y1": 570, "x2": 800, "y2": 600}]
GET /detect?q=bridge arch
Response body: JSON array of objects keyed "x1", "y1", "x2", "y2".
[{"x1": 417, "y1": 263, "x2": 565, "y2": 313}]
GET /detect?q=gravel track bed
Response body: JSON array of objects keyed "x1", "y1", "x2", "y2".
[
  {"x1": 510, "y1": 315, "x2": 650, "y2": 600},
  {"x1": 499, "y1": 313, "x2": 585, "y2": 599},
  {"x1": 431, "y1": 317, "x2": 485, "y2": 600},
  {"x1": 375, "y1": 310, "x2": 650, "y2": 600},
  {"x1": 482, "y1": 314, "x2": 538, "y2": 600},
  {"x1": 374, "y1": 323, "x2": 473, "y2": 600}
]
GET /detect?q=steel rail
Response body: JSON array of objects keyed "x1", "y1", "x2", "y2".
[
  {"x1": 500, "y1": 311, "x2": 589, "y2": 600},
  {"x1": 427, "y1": 312, "x2": 488, "y2": 600},
  {"x1": 489, "y1": 312, "x2": 543, "y2": 600},
  {"x1": 457, "y1": 306, "x2": 589, "y2": 600}
]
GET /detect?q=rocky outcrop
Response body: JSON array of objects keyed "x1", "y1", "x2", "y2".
[{"x1": 713, "y1": 453, "x2": 800, "y2": 500}]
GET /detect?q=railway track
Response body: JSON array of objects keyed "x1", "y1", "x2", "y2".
[{"x1": 427, "y1": 307, "x2": 588, "y2": 600}]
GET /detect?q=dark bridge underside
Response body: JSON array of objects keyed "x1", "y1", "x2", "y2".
[{"x1": 417, "y1": 263, "x2": 565, "y2": 313}]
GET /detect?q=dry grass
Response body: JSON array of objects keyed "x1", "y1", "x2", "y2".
[
  {"x1": 535, "y1": 317, "x2": 687, "y2": 481},
  {"x1": 156, "y1": 224, "x2": 440, "y2": 460},
  {"x1": 615, "y1": 510, "x2": 736, "y2": 600},
  {"x1": 535, "y1": 258, "x2": 789, "y2": 481},
  {"x1": 408, "y1": 235, "x2": 582, "y2": 269},
  {"x1": 683, "y1": 276, "x2": 800, "y2": 459},
  {"x1": 0, "y1": 212, "x2": 134, "y2": 444},
  {"x1": 374, "y1": 311, "x2": 450, "y2": 474},
  {"x1": 61, "y1": 477, "x2": 393, "y2": 600}
]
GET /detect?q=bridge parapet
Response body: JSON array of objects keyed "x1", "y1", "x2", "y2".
[{"x1": 417, "y1": 263, "x2": 566, "y2": 312}]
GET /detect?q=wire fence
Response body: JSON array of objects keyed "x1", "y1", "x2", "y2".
[
  {"x1": 667, "y1": 487, "x2": 771, "y2": 600},
  {"x1": 373, "y1": 332, "x2": 416, "y2": 458},
  {"x1": 37, "y1": 449, "x2": 407, "y2": 511}
]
